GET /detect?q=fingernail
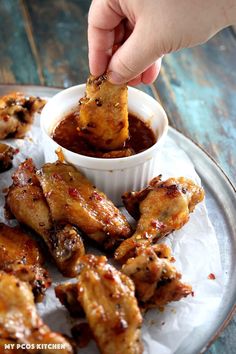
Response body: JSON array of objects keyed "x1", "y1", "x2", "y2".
[{"x1": 107, "y1": 71, "x2": 125, "y2": 84}]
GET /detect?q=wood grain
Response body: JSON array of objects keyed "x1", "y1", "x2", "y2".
[
  {"x1": 0, "y1": 0, "x2": 40, "y2": 84},
  {"x1": 24, "y1": 0, "x2": 91, "y2": 87},
  {"x1": 153, "y1": 28, "x2": 236, "y2": 184}
]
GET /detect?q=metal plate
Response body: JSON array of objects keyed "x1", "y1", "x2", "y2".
[{"x1": 0, "y1": 85, "x2": 235, "y2": 353}]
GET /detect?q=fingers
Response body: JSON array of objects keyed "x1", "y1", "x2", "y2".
[
  {"x1": 88, "y1": 0, "x2": 123, "y2": 76},
  {"x1": 88, "y1": 0, "x2": 162, "y2": 84},
  {"x1": 127, "y1": 59, "x2": 162, "y2": 86},
  {"x1": 107, "y1": 21, "x2": 161, "y2": 84},
  {"x1": 142, "y1": 59, "x2": 162, "y2": 84},
  {"x1": 128, "y1": 75, "x2": 142, "y2": 86}
]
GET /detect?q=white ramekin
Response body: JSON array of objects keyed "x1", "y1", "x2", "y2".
[{"x1": 40, "y1": 84, "x2": 168, "y2": 205}]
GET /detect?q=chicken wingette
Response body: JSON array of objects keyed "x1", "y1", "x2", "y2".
[
  {"x1": 55, "y1": 254, "x2": 143, "y2": 354},
  {"x1": 122, "y1": 244, "x2": 192, "y2": 310},
  {"x1": 5, "y1": 159, "x2": 85, "y2": 277},
  {"x1": 37, "y1": 161, "x2": 131, "y2": 249},
  {"x1": 0, "y1": 92, "x2": 46, "y2": 139},
  {"x1": 78, "y1": 75, "x2": 129, "y2": 150},
  {"x1": 0, "y1": 223, "x2": 51, "y2": 302},
  {"x1": 115, "y1": 176, "x2": 205, "y2": 262},
  {"x1": 0, "y1": 273, "x2": 74, "y2": 354}
]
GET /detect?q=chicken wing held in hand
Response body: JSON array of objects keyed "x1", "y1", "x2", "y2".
[
  {"x1": 5, "y1": 159, "x2": 85, "y2": 277},
  {"x1": 122, "y1": 244, "x2": 192, "y2": 310},
  {"x1": 0, "y1": 223, "x2": 51, "y2": 302},
  {"x1": 37, "y1": 161, "x2": 131, "y2": 249},
  {"x1": 78, "y1": 75, "x2": 129, "y2": 150},
  {"x1": 55, "y1": 254, "x2": 143, "y2": 354},
  {"x1": 115, "y1": 176, "x2": 205, "y2": 262},
  {"x1": 0, "y1": 92, "x2": 46, "y2": 139},
  {"x1": 0, "y1": 273, "x2": 74, "y2": 354}
]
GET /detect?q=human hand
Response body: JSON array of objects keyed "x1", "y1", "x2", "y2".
[{"x1": 88, "y1": 0, "x2": 236, "y2": 85}]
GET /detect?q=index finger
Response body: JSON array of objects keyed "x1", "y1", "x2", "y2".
[{"x1": 88, "y1": 0, "x2": 124, "y2": 76}]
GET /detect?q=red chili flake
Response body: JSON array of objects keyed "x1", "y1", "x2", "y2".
[
  {"x1": 3, "y1": 115, "x2": 9, "y2": 122},
  {"x1": 150, "y1": 220, "x2": 163, "y2": 229},
  {"x1": 68, "y1": 187, "x2": 80, "y2": 199},
  {"x1": 91, "y1": 191, "x2": 103, "y2": 201},
  {"x1": 14, "y1": 148, "x2": 20, "y2": 155},
  {"x1": 150, "y1": 220, "x2": 159, "y2": 228},
  {"x1": 191, "y1": 291, "x2": 195, "y2": 297},
  {"x1": 208, "y1": 273, "x2": 216, "y2": 280},
  {"x1": 103, "y1": 270, "x2": 115, "y2": 281}
]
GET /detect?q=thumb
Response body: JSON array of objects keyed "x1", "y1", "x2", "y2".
[{"x1": 107, "y1": 22, "x2": 161, "y2": 84}]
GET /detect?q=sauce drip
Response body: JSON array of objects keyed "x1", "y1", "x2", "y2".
[{"x1": 52, "y1": 112, "x2": 156, "y2": 158}]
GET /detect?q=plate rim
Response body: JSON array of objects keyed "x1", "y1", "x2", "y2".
[
  {"x1": 0, "y1": 83, "x2": 235, "y2": 353},
  {"x1": 168, "y1": 126, "x2": 236, "y2": 352}
]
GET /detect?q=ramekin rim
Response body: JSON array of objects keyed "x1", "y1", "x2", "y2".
[{"x1": 40, "y1": 84, "x2": 169, "y2": 166}]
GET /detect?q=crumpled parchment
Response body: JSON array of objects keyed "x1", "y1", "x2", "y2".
[{"x1": 0, "y1": 114, "x2": 223, "y2": 354}]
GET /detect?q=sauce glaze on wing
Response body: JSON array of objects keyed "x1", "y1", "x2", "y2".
[
  {"x1": 37, "y1": 161, "x2": 132, "y2": 249},
  {"x1": 78, "y1": 75, "x2": 129, "y2": 150},
  {"x1": 55, "y1": 254, "x2": 143, "y2": 354}
]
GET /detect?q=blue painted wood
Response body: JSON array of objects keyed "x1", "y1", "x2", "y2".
[
  {"x1": 154, "y1": 28, "x2": 236, "y2": 185},
  {"x1": 23, "y1": 0, "x2": 152, "y2": 97},
  {"x1": 0, "y1": 0, "x2": 40, "y2": 83},
  {"x1": 24, "y1": 0, "x2": 91, "y2": 87}
]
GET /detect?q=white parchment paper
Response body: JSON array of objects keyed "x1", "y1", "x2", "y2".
[{"x1": 0, "y1": 115, "x2": 223, "y2": 354}]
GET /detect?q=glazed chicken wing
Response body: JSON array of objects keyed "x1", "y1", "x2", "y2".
[
  {"x1": 0, "y1": 92, "x2": 46, "y2": 139},
  {"x1": 0, "y1": 273, "x2": 74, "y2": 354},
  {"x1": 55, "y1": 282, "x2": 84, "y2": 317},
  {"x1": 37, "y1": 161, "x2": 131, "y2": 249},
  {"x1": 115, "y1": 176, "x2": 205, "y2": 262},
  {"x1": 55, "y1": 254, "x2": 143, "y2": 354},
  {"x1": 78, "y1": 75, "x2": 129, "y2": 150},
  {"x1": 0, "y1": 143, "x2": 15, "y2": 172},
  {"x1": 122, "y1": 244, "x2": 192, "y2": 310},
  {"x1": 0, "y1": 223, "x2": 51, "y2": 302},
  {"x1": 5, "y1": 159, "x2": 85, "y2": 277}
]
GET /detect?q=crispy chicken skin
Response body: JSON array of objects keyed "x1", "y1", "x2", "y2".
[
  {"x1": 78, "y1": 75, "x2": 129, "y2": 150},
  {"x1": 37, "y1": 161, "x2": 131, "y2": 249},
  {"x1": 0, "y1": 223, "x2": 51, "y2": 302},
  {"x1": 55, "y1": 254, "x2": 143, "y2": 354},
  {"x1": 0, "y1": 92, "x2": 46, "y2": 139},
  {"x1": 5, "y1": 159, "x2": 85, "y2": 277},
  {"x1": 115, "y1": 176, "x2": 205, "y2": 262},
  {"x1": 0, "y1": 273, "x2": 74, "y2": 354},
  {"x1": 0, "y1": 143, "x2": 15, "y2": 172},
  {"x1": 122, "y1": 244, "x2": 192, "y2": 310},
  {"x1": 55, "y1": 282, "x2": 84, "y2": 317}
]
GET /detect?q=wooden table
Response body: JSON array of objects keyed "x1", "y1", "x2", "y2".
[{"x1": 0, "y1": 0, "x2": 235, "y2": 352}]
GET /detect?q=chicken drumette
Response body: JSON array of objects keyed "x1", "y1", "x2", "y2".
[
  {"x1": 55, "y1": 254, "x2": 143, "y2": 354},
  {"x1": 122, "y1": 244, "x2": 192, "y2": 310},
  {"x1": 5, "y1": 159, "x2": 85, "y2": 277},
  {"x1": 0, "y1": 273, "x2": 74, "y2": 354},
  {"x1": 78, "y1": 75, "x2": 129, "y2": 150},
  {"x1": 0, "y1": 92, "x2": 46, "y2": 139},
  {"x1": 0, "y1": 223, "x2": 51, "y2": 302},
  {"x1": 0, "y1": 143, "x2": 15, "y2": 172},
  {"x1": 115, "y1": 176, "x2": 205, "y2": 262},
  {"x1": 37, "y1": 161, "x2": 131, "y2": 249}
]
